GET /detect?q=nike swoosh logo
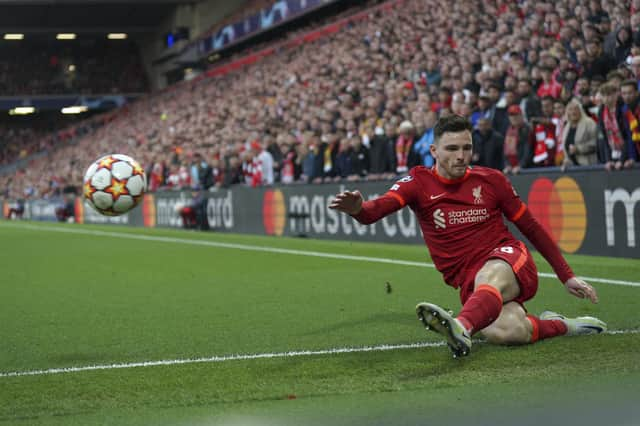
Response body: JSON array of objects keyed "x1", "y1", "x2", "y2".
[{"x1": 430, "y1": 193, "x2": 446, "y2": 200}]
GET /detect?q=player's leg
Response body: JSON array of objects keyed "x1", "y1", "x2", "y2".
[
  {"x1": 480, "y1": 301, "x2": 532, "y2": 344},
  {"x1": 529, "y1": 311, "x2": 607, "y2": 339},
  {"x1": 455, "y1": 259, "x2": 518, "y2": 335},
  {"x1": 469, "y1": 257, "x2": 571, "y2": 344},
  {"x1": 415, "y1": 259, "x2": 517, "y2": 357}
]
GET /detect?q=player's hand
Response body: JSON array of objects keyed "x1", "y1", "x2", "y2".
[
  {"x1": 328, "y1": 190, "x2": 363, "y2": 215},
  {"x1": 564, "y1": 277, "x2": 598, "y2": 303}
]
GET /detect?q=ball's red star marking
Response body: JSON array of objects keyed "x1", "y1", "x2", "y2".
[
  {"x1": 83, "y1": 182, "x2": 95, "y2": 199},
  {"x1": 98, "y1": 156, "x2": 116, "y2": 169},
  {"x1": 105, "y1": 178, "x2": 129, "y2": 199},
  {"x1": 133, "y1": 163, "x2": 145, "y2": 176}
]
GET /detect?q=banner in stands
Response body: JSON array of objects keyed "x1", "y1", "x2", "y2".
[
  {"x1": 11, "y1": 168, "x2": 638, "y2": 258},
  {"x1": 198, "y1": 0, "x2": 340, "y2": 55}
]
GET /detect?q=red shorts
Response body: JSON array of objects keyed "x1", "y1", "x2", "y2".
[{"x1": 459, "y1": 241, "x2": 539, "y2": 306}]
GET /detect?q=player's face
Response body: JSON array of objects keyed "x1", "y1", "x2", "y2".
[{"x1": 430, "y1": 130, "x2": 473, "y2": 179}]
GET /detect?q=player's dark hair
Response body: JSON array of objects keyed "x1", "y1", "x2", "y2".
[{"x1": 434, "y1": 115, "x2": 472, "y2": 143}]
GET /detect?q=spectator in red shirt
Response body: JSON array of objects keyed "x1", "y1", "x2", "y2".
[{"x1": 536, "y1": 66, "x2": 563, "y2": 99}]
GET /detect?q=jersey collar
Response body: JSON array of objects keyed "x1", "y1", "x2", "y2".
[{"x1": 432, "y1": 165, "x2": 471, "y2": 184}]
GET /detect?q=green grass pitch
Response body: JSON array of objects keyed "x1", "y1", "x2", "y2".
[{"x1": 0, "y1": 221, "x2": 638, "y2": 425}]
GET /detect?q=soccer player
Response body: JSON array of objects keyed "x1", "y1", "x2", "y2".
[{"x1": 329, "y1": 115, "x2": 606, "y2": 357}]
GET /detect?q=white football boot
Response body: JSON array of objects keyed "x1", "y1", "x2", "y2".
[
  {"x1": 539, "y1": 311, "x2": 607, "y2": 336},
  {"x1": 416, "y1": 302, "x2": 472, "y2": 358}
]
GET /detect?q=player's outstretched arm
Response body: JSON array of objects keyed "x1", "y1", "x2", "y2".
[
  {"x1": 328, "y1": 190, "x2": 363, "y2": 215},
  {"x1": 564, "y1": 276, "x2": 599, "y2": 303},
  {"x1": 329, "y1": 190, "x2": 405, "y2": 225}
]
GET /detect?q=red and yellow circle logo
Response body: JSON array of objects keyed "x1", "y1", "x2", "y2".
[
  {"x1": 527, "y1": 177, "x2": 586, "y2": 253},
  {"x1": 142, "y1": 194, "x2": 156, "y2": 228},
  {"x1": 263, "y1": 189, "x2": 285, "y2": 236}
]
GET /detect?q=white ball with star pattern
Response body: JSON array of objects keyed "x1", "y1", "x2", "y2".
[{"x1": 83, "y1": 154, "x2": 147, "y2": 216}]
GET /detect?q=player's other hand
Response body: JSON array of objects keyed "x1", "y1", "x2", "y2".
[
  {"x1": 328, "y1": 190, "x2": 363, "y2": 215},
  {"x1": 564, "y1": 277, "x2": 598, "y2": 303}
]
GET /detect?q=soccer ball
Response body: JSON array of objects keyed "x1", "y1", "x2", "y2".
[{"x1": 83, "y1": 154, "x2": 147, "y2": 216}]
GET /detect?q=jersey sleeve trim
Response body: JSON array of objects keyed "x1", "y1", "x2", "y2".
[
  {"x1": 385, "y1": 191, "x2": 406, "y2": 207},
  {"x1": 509, "y1": 202, "x2": 526, "y2": 222}
]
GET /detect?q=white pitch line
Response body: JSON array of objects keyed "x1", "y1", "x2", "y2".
[
  {"x1": 0, "y1": 341, "x2": 445, "y2": 378},
  {"x1": 2, "y1": 329, "x2": 638, "y2": 378},
  {"x1": 1, "y1": 222, "x2": 640, "y2": 287}
]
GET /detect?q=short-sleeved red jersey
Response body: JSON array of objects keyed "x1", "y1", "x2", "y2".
[{"x1": 353, "y1": 165, "x2": 573, "y2": 288}]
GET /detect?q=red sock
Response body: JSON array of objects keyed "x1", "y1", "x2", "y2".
[
  {"x1": 457, "y1": 284, "x2": 503, "y2": 335},
  {"x1": 527, "y1": 315, "x2": 568, "y2": 343}
]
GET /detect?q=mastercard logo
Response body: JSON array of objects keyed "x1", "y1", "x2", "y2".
[
  {"x1": 527, "y1": 177, "x2": 586, "y2": 253},
  {"x1": 74, "y1": 198, "x2": 84, "y2": 224},
  {"x1": 142, "y1": 194, "x2": 156, "y2": 228},
  {"x1": 263, "y1": 189, "x2": 286, "y2": 236}
]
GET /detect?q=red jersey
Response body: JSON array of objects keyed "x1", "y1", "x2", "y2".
[{"x1": 353, "y1": 166, "x2": 573, "y2": 289}]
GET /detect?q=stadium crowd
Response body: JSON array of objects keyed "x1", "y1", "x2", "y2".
[{"x1": 1, "y1": 0, "x2": 640, "y2": 202}]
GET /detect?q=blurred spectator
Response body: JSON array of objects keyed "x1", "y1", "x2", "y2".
[
  {"x1": 412, "y1": 111, "x2": 437, "y2": 167},
  {"x1": 368, "y1": 123, "x2": 395, "y2": 180},
  {"x1": 334, "y1": 138, "x2": 353, "y2": 180},
  {"x1": 5, "y1": 198, "x2": 24, "y2": 219},
  {"x1": 472, "y1": 117, "x2": 503, "y2": 171},
  {"x1": 178, "y1": 191, "x2": 208, "y2": 230},
  {"x1": 347, "y1": 136, "x2": 369, "y2": 180},
  {"x1": 394, "y1": 121, "x2": 419, "y2": 174},
  {"x1": 530, "y1": 97, "x2": 558, "y2": 168},
  {"x1": 193, "y1": 153, "x2": 214, "y2": 190},
  {"x1": 561, "y1": 99, "x2": 598, "y2": 168},
  {"x1": 630, "y1": 56, "x2": 640, "y2": 87},
  {"x1": 298, "y1": 140, "x2": 317, "y2": 183},
  {"x1": 596, "y1": 82, "x2": 635, "y2": 170},
  {"x1": 620, "y1": 79, "x2": 640, "y2": 156},
  {"x1": 537, "y1": 67, "x2": 563, "y2": 99},
  {"x1": 552, "y1": 100, "x2": 567, "y2": 165},
  {"x1": 223, "y1": 155, "x2": 244, "y2": 187},
  {"x1": 250, "y1": 140, "x2": 274, "y2": 186},
  {"x1": 278, "y1": 141, "x2": 297, "y2": 184},
  {"x1": 582, "y1": 38, "x2": 613, "y2": 80},
  {"x1": 605, "y1": 27, "x2": 632, "y2": 67},
  {"x1": 502, "y1": 105, "x2": 532, "y2": 175}
]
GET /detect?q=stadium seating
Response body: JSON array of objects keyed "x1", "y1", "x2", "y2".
[
  {"x1": 0, "y1": 38, "x2": 147, "y2": 96},
  {"x1": 1, "y1": 0, "x2": 638, "y2": 201}
]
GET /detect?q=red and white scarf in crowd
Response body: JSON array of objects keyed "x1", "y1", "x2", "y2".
[
  {"x1": 625, "y1": 108, "x2": 640, "y2": 153},
  {"x1": 251, "y1": 157, "x2": 263, "y2": 187},
  {"x1": 603, "y1": 105, "x2": 623, "y2": 160},
  {"x1": 395, "y1": 135, "x2": 413, "y2": 173},
  {"x1": 533, "y1": 123, "x2": 555, "y2": 165}
]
